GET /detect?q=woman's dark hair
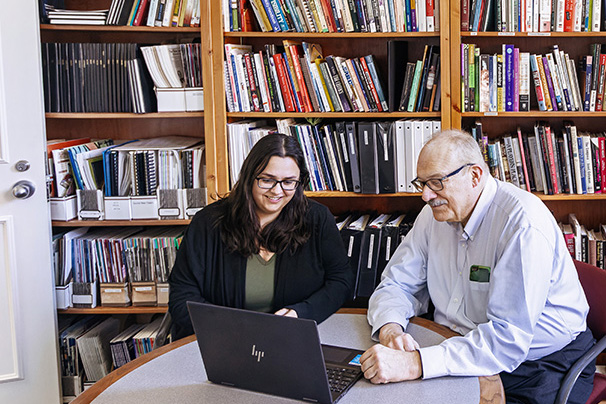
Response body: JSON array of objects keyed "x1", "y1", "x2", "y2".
[{"x1": 217, "y1": 133, "x2": 311, "y2": 257}]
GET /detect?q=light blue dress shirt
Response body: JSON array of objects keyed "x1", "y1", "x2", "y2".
[{"x1": 368, "y1": 176, "x2": 589, "y2": 378}]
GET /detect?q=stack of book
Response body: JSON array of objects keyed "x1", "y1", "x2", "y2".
[
  {"x1": 580, "y1": 44, "x2": 606, "y2": 112},
  {"x1": 76, "y1": 317, "x2": 121, "y2": 382},
  {"x1": 563, "y1": 214, "x2": 606, "y2": 269},
  {"x1": 40, "y1": 43, "x2": 153, "y2": 113},
  {"x1": 398, "y1": 44, "x2": 441, "y2": 112},
  {"x1": 225, "y1": 41, "x2": 388, "y2": 113},
  {"x1": 460, "y1": 43, "x2": 582, "y2": 112},
  {"x1": 46, "y1": 8, "x2": 109, "y2": 25},
  {"x1": 462, "y1": 0, "x2": 604, "y2": 32},
  {"x1": 110, "y1": 324, "x2": 146, "y2": 368},
  {"x1": 226, "y1": 118, "x2": 442, "y2": 194},
  {"x1": 53, "y1": 226, "x2": 185, "y2": 307},
  {"x1": 228, "y1": 0, "x2": 441, "y2": 32},
  {"x1": 473, "y1": 121, "x2": 606, "y2": 196},
  {"x1": 106, "y1": 0, "x2": 200, "y2": 27}
]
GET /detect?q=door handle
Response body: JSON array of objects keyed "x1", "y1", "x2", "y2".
[{"x1": 12, "y1": 180, "x2": 36, "y2": 199}]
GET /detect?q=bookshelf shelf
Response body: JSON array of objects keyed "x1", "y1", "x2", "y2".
[
  {"x1": 461, "y1": 32, "x2": 606, "y2": 38},
  {"x1": 40, "y1": 24, "x2": 200, "y2": 33},
  {"x1": 227, "y1": 112, "x2": 441, "y2": 118},
  {"x1": 58, "y1": 306, "x2": 168, "y2": 315},
  {"x1": 307, "y1": 191, "x2": 422, "y2": 198},
  {"x1": 225, "y1": 32, "x2": 441, "y2": 39},
  {"x1": 52, "y1": 219, "x2": 192, "y2": 227},
  {"x1": 461, "y1": 112, "x2": 606, "y2": 118},
  {"x1": 45, "y1": 112, "x2": 204, "y2": 119}
]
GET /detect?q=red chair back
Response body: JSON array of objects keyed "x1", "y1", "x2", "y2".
[{"x1": 573, "y1": 260, "x2": 606, "y2": 340}]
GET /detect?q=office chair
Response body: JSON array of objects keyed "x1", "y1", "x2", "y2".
[{"x1": 555, "y1": 260, "x2": 606, "y2": 404}]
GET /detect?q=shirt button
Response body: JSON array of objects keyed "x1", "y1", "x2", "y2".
[
  {"x1": 459, "y1": 271, "x2": 462, "y2": 276},
  {"x1": 452, "y1": 325, "x2": 457, "y2": 330},
  {"x1": 454, "y1": 298, "x2": 459, "y2": 303}
]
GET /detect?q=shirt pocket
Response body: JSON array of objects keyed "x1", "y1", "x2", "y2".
[{"x1": 465, "y1": 281, "x2": 490, "y2": 323}]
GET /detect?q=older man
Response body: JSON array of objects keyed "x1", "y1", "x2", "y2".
[{"x1": 360, "y1": 130, "x2": 595, "y2": 403}]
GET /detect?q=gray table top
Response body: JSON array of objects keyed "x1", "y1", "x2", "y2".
[{"x1": 89, "y1": 313, "x2": 480, "y2": 404}]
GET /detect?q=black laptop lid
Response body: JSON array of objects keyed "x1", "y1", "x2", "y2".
[{"x1": 187, "y1": 302, "x2": 334, "y2": 404}]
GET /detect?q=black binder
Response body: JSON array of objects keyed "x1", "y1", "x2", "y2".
[
  {"x1": 345, "y1": 122, "x2": 361, "y2": 193},
  {"x1": 375, "y1": 121, "x2": 396, "y2": 193},
  {"x1": 340, "y1": 214, "x2": 371, "y2": 300},
  {"x1": 357, "y1": 121, "x2": 379, "y2": 194},
  {"x1": 356, "y1": 214, "x2": 391, "y2": 298},
  {"x1": 334, "y1": 121, "x2": 354, "y2": 192},
  {"x1": 387, "y1": 40, "x2": 409, "y2": 112}
]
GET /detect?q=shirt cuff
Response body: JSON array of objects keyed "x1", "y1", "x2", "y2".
[
  {"x1": 369, "y1": 313, "x2": 409, "y2": 342},
  {"x1": 419, "y1": 344, "x2": 448, "y2": 379}
]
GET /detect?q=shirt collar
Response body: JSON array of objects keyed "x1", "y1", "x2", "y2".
[{"x1": 462, "y1": 176, "x2": 497, "y2": 241}]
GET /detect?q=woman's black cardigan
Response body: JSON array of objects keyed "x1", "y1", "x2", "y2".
[{"x1": 168, "y1": 199, "x2": 354, "y2": 339}]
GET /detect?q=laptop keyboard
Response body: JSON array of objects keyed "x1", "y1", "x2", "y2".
[{"x1": 326, "y1": 366, "x2": 361, "y2": 394}]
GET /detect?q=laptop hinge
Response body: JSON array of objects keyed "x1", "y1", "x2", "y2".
[
  {"x1": 220, "y1": 382, "x2": 235, "y2": 387},
  {"x1": 302, "y1": 398, "x2": 319, "y2": 403}
]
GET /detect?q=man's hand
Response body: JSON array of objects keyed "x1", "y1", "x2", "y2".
[
  {"x1": 274, "y1": 308, "x2": 298, "y2": 318},
  {"x1": 379, "y1": 323, "x2": 420, "y2": 351},
  {"x1": 359, "y1": 344, "x2": 423, "y2": 384}
]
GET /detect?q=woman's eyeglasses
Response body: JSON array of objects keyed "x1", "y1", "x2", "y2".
[{"x1": 256, "y1": 177, "x2": 300, "y2": 191}]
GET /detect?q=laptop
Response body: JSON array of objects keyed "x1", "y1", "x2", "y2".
[{"x1": 187, "y1": 301, "x2": 364, "y2": 404}]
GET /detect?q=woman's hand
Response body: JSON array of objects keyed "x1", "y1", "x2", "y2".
[
  {"x1": 274, "y1": 308, "x2": 298, "y2": 318},
  {"x1": 379, "y1": 322, "x2": 420, "y2": 351}
]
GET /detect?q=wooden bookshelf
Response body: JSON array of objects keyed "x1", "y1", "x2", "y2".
[
  {"x1": 207, "y1": 0, "x2": 452, "y2": 196},
  {"x1": 450, "y1": 1, "x2": 606, "y2": 230},
  {"x1": 227, "y1": 111, "x2": 441, "y2": 118},
  {"x1": 58, "y1": 306, "x2": 168, "y2": 315},
  {"x1": 51, "y1": 219, "x2": 191, "y2": 227}
]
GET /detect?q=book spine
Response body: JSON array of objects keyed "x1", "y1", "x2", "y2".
[
  {"x1": 596, "y1": 54, "x2": 606, "y2": 111},
  {"x1": 578, "y1": 135, "x2": 587, "y2": 193},
  {"x1": 407, "y1": 60, "x2": 424, "y2": 112},
  {"x1": 542, "y1": 56, "x2": 560, "y2": 111},
  {"x1": 244, "y1": 53, "x2": 262, "y2": 111},
  {"x1": 584, "y1": 135, "x2": 595, "y2": 193},
  {"x1": 363, "y1": 55, "x2": 388, "y2": 111},
  {"x1": 536, "y1": 54, "x2": 553, "y2": 110},
  {"x1": 273, "y1": 54, "x2": 296, "y2": 111},
  {"x1": 584, "y1": 55, "x2": 593, "y2": 111},
  {"x1": 600, "y1": 136, "x2": 606, "y2": 194},
  {"x1": 260, "y1": 0, "x2": 282, "y2": 30},
  {"x1": 325, "y1": 56, "x2": 351, "y2": 112},
  {"x1": 504, "y1": 44, "x2": 514, "y2": 111},
  {"x1": 479, "y1": 54, "x2": 490, "y2": 112}
]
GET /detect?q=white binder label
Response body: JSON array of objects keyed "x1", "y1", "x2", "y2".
[
  {"x1": 348, "y1": 236, "x2": 354, "y2": 257},
  {"x1": 383, "y1": 133, "x2": 388, "y2": 161},
  {"x1": 134, "y1": 286, "x2": 152, "y2": 292},
  {"x1": 367, "y1": 234, "x2": 375, "y2": 268},
  {"x1": 339, "y1": 133, "x2": 349, "y2": 163},
  {"x1": 385, "y1": 237, "x2": 392, "y2": 261}
]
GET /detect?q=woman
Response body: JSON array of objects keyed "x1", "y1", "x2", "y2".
[{"x1": 168, "y1": 133, "x2": 354, "y2": 339}]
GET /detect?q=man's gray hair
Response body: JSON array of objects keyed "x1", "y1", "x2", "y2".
[{"x1": 422, "y1": 129, "x2": 488, "y2": 170}]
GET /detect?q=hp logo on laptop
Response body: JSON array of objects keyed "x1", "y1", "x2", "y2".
[{"x1": 251, "y1": 345, "x2": 265, "y2": 362}]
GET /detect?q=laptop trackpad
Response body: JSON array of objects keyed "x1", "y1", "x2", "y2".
[{"x1": 321, "y1": 345, "x2": 363, "y2": 367}]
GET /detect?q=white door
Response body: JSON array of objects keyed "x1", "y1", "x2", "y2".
[{"x1": 0, "y1": 2, "x2": 61, "y2": 403}]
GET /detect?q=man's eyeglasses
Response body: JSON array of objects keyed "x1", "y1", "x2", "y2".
[
  {"x1": 411, "y1": 163, "x2": 475, "y2": 192},
  {"x1": 256, "y1": 177, "x2": 300, "y2": 191}
]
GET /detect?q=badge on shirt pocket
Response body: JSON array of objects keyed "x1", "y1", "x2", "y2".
[{"x1": 470, "y1": 265, "x2": 491, "y2": 282}]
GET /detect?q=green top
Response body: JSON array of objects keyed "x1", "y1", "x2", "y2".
[{"x1": 244, "y1": 253, "x2": 276, "y2": 313}]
